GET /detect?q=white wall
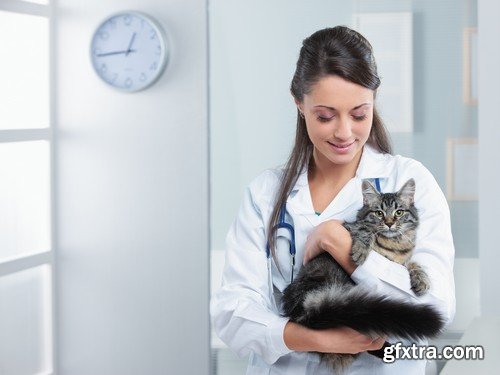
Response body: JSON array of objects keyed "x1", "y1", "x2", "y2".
[
  {"x1": 210, "y1": 0, "x2": 355, "y2": 251},
  {"x1": 478, "y1": 0, "x2": 500, "y2": 316},
  {"x1": 55, "y1": 1, "x2": 209, "y2": 374}
]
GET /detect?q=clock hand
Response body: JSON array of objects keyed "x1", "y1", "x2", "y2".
[
  {"x1": 96, "y1": 49, "x2": 137, "y2": 57},
  {"x1": 125, "y1": 32, "x2": 137, "y2": 57}
]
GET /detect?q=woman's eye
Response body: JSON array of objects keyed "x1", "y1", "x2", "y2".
[
  {"x1": 353, "y1": 115, "x2": 367, "y2": 121},
  {"x1": 317, "y1": 116, "x2": 333, "y2": 123},
  {"x1": 395, "y1": 209, "x2": 405, "y2": 217}
]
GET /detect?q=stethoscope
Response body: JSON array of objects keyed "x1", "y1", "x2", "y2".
[
  {"x1": 266, "y1": 202, "x2": 297, "y2": 282},
  {"x1": 265, "y1": 178, "x2": 382, "y2": 307}
]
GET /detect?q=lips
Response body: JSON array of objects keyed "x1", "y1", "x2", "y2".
[{"x1": 327, "y1": 140, "x2": 355, "y2": 149}]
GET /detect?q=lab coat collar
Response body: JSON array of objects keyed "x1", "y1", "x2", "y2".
[
  {"x1": 286, "y1": 144, "x2": 390, "y2": 221},
  {"x1": 355, "y1": 144, "x2": 391, "y2": 179},
  {"x1": 290, "y1": 144, "x2": 390, "y2": 193}
]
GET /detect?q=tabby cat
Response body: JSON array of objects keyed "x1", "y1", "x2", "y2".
[{"x1": 281, "y1": 179, "x2": 444, "y2": 372}]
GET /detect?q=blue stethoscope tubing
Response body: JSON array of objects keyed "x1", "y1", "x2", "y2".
[
  {"x1": 265, "y1": 178, "x2": 381, "y2": 307},
  {"x1": 266, "y1": 203, "x2": 297, "y2": 278}
]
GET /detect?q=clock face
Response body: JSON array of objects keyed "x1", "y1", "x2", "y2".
[{"x1": 90, "y1": 12, "x2": 168, "y2": 92}]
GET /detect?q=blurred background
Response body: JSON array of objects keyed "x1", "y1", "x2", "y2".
[{"x1": 0, "y1": 0, "x2": 498, "y2": 374}]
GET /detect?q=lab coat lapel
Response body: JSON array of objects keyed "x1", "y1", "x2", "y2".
[
  {"x1": 318, "y1": 178, "x2": 362, "y2": 221},
  {"x1": 355, "y1": 144, "x2": 391, "y2": 181},
  {"x1": 285, "y1": 145, "x2": 391, "y2": 226},
  {"x1": 319, "y1": 145, "x2": 392, "y2": 219},
  {"x1": 285, "y1": 166, "x2": 318, "y2": 228}
]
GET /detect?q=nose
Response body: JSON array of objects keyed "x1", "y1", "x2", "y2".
[{"x1": 334, "y1": 117, "x2": 352, "y2": 140}]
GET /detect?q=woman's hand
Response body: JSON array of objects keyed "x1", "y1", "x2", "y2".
[
  {"x1": 303, "y1": 220, "x2": 357, "y2": 275},
  {"x1": 314, "y1": 326, "x2": 386, "y2": 354},
  {"x1": 284, "y1": 321, "x2": 385, "y2": 354}
]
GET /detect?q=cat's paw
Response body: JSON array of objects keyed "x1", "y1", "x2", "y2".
[
  {"x1": 350, "y1": 242, "x2": 370, "y2": 266},
  {"x1": 407, "y1": 261, "x2": 430, "y2": 296}
]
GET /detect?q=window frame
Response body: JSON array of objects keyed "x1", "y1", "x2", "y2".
[{"x1": 0, "y1": 0, "x2": 56, "y2": 374}]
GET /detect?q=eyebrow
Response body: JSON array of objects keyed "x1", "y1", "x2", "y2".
[{"x1": 314, "y1": 103, "x2": 372, "y2": 111}]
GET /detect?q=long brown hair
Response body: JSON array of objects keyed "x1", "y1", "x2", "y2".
[{"x1": 267, "y1": 26, "x2": 392, "y2": 270}]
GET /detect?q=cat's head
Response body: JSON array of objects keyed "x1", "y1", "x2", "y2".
[{"x1": 358, "y1": 178, "x2": 419, "y2": 237}]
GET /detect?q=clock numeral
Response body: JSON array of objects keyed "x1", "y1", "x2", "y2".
[
  {"x1": 139, "y1": 73, "x2": 147, "y2": 82},
  {"x1": 124, "y1": 77, "x2": 133, "y2": 88},
  {"x1": 99, "y1": 31, "x2": 109, "y2": 40},
  {"x1": 150, "y1": 29, "x2": 156, "y2": 40},
  {"x1": 123, "y1": 15, "x2": 132, "y2": 26},
  {"x1": 100, "y1": 63, "x2": 107, "y2": 73},
  {"x1": 150, "y1": 62, "x2": 158, "y2": 71},
  {"x1": 156, "y1": 45, "x2": 161, "y2": 55},
  {"x1": 108, "y1": 19, "x2": 117, "y2": 29},
  {"x1": 111, "y1": 73, "x2": 118, "y2": 83}
]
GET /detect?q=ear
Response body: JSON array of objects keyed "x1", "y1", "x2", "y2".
[
  {"x1": 293, "y1": 97, "x2": 304, "y2": 116},
  {"x1": 397, "y1": 178, "x2": 416, "y2": 205},
  {"x1": 362, "y1": 180, "x2": 380, "y2": 205}
]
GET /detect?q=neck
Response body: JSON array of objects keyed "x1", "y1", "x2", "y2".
[{"x1": 310, "y1": 147, "x2": 364, "y2": 185}]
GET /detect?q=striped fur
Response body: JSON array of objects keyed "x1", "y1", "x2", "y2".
[{"x1": 281, "y1": 179, "x2": 443, "y2": 373}]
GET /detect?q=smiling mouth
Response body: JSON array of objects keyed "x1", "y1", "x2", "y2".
[{"x1": 327, "y1": 141, "x2": 355, "y2": 149}]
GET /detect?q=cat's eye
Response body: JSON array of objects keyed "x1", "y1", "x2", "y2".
[
  {"x1": 395, "y1": 209, "x2": 405, "y2": 217},
  {"x1": 373, "y1": 210, "x2": 384, "y2": 218}
]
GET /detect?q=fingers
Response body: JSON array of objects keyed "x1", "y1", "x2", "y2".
[
  {"x1": 367, "y1": 337, "x2": 386, "y2": 351},
  {"x1": 302, "y1": 246, "x2": 324, "y2": 265},
  {"x1": 302, "y1": 254, "x2": 309, "y2": 265},
  {"x1": 316, "y1": 327, "x2": 387, "y2": 355},
  {"x1": 302, "y1": 244, "x2": 310, "y2": 265},
  {"x1": 303, "y1": 237, "x2": 316, "y2": 265}
]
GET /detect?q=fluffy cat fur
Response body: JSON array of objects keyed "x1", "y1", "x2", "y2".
[{"x1": 281, "y1": 179, "x2": 444, "y2": 372}]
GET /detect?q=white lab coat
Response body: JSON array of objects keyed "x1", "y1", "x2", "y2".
[{"x1": 210, "y1": 145, "x2": 456, "y2": 375}]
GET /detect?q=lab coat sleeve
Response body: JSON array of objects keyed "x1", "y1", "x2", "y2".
[
  {"x1": 210, "y1": 172, "x2": 293, "y2": 365},
  {"x1": 350, "y1": 161, "x2": 456, "y2": 328}
]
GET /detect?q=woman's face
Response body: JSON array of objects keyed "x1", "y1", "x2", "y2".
[{"x1": 297, "y1": 75, "x2": 374, "y2": 166}]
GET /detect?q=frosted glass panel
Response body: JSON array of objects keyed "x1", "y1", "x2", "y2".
[
  {"x1": 0, "y1": 141, "x2": 51, "y2": 261},
  {"x1": 353, "y1": 12, "x2": 413, "y2": 133},
  {"x1": 0, "y1": 11, "x2": 49, "y2": 129},
  {"x1": 0, "y1": 265, "x2": 52, "y2": 375}
]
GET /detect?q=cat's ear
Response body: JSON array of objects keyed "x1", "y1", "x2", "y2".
[
  {"x1": 362, "y1": 180, "x2": 380, "y2": 205},
  {"x1": 397, "y1": 178, "x2": 416, "y2": 205}
]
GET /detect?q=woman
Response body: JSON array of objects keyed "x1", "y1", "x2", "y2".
[{"x1": 211, "y1": 26, "x2": 455, "y2": 374}]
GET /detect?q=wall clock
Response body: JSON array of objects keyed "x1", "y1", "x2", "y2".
[{"x1": 90, "y1": 11, "x2": 169, "y2": 92}]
